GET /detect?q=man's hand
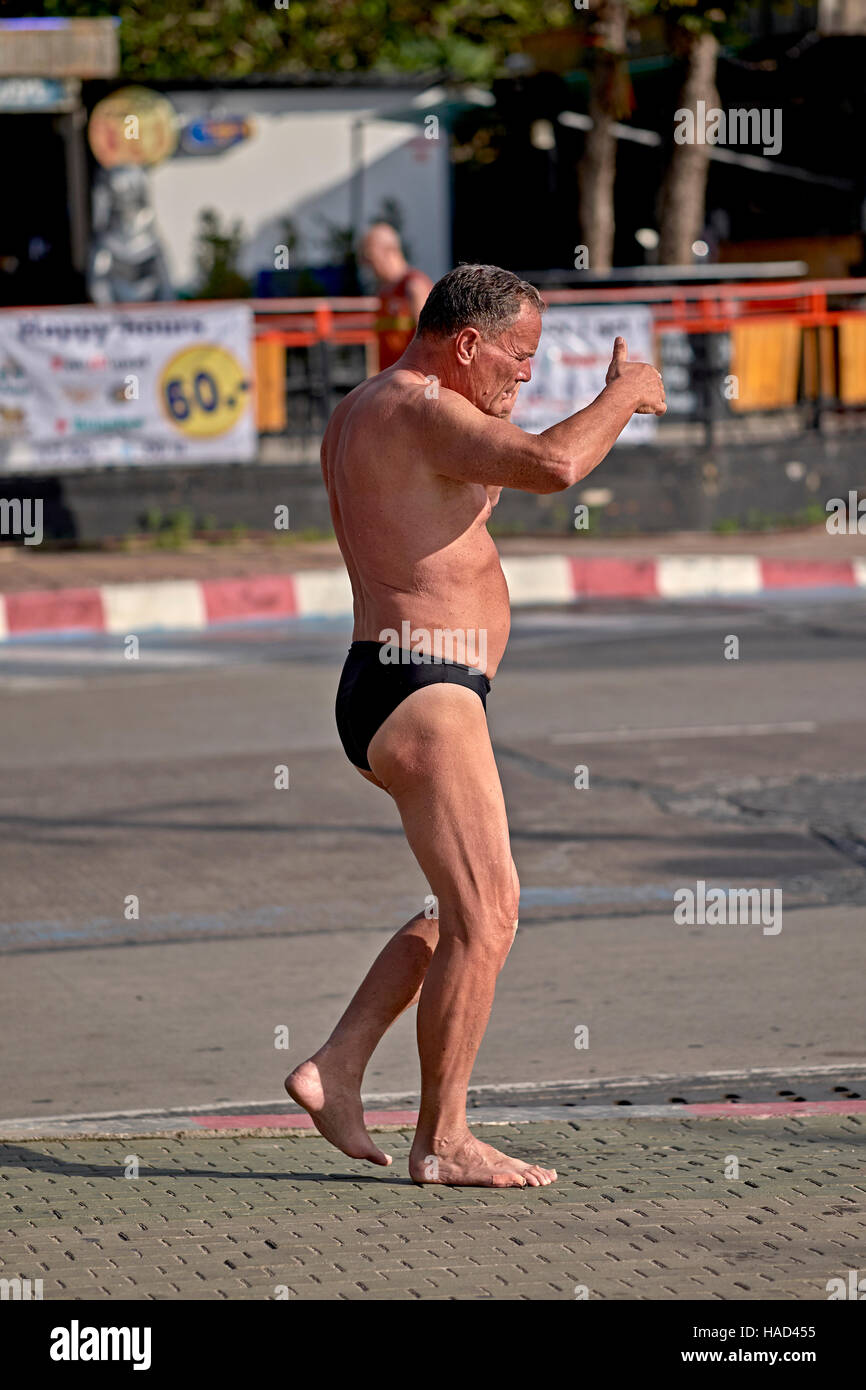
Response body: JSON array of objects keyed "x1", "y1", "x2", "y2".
[{"x1": 605, "y1": 337, "x2": 666, "y2": 416}]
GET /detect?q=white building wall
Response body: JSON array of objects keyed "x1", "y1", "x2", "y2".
[{"x1": 148, "y1": 87, "x2": 451, "y2": 292}]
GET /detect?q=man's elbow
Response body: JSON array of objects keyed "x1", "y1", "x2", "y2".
[{"x1": 536, "y1": 450, "x2": 575, "y2": 494}]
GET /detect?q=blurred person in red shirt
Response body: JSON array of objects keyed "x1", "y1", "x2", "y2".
[{"x1": 361, "y1": 222, "x2": 433, "y2": 371}]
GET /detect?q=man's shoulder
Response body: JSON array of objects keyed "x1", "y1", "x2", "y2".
[
  {"x1": 324, "y1": 370, "x2": 420, "y2": 449},
  {"x1": 381, "y1": 375, "x2": 479, "y2": 437},
  {"x1": 326, "y1": 371, "x2": 475, "y2": 451},
  {"x1": 326, "y1": 372, "x2": 388, "y2": 428}
]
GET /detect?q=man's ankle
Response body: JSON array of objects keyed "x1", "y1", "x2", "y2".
[
  {"x1": 310, "y1": 1043, "x2": 365, "y2": 1086},
  {"x1": 411, "y1": 1125, "x2": 471, "y2": 1155}
]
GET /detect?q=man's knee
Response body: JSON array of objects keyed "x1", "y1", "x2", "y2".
[
  {"x1": 485, "y1": 863, "x2": 520, "y2": 952},
  {"x1": 477, "y1": 910, "x2": 517, "y2": 963},
  {"x1": 440, "y1": 874, "x2": 519, "y2": 960}
]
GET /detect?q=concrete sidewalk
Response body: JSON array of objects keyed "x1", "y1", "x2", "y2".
[
  {"x1": 1, "y1": 528, "x2": 864, "y2": 640},
  {"x1": 2, "y1": 1113, "x2": 863, "y2": 1300}
]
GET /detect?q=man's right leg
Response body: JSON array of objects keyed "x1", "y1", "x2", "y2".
[{"x1": 367, "y1": 683, "x2": 557, "y2": 1188}]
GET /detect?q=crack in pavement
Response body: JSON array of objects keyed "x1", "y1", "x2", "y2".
[{"x1": 497, "y1": 743, "x2": 866, "y2": 898}]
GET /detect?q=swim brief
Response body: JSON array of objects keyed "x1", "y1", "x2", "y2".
[{"x1": 335, "y1": 641, "x2": 491, "y2": 771}]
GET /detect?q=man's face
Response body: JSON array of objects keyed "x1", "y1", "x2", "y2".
[{"x1": 470, "y1": 302, "x2": 542, "y2": 419}]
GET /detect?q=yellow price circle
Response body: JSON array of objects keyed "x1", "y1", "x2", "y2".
[{"x1": 160, "y1": 344, "x2": 251, "y2": 438}]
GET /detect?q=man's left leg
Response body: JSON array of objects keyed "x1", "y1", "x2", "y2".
[{"x1": 286, "y1": 908, "x2": 439, "y2": 1164}]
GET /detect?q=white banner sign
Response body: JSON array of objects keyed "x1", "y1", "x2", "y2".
[
  {"x1": 511, "y1": 304, "x2": 657, "y2": 442},
  {"x1": 0, "y1": 302, "x2": 255, "y2": 469}
]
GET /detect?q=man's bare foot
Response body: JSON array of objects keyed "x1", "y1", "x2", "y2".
[
  {"x1": 409, "y1": 1130, "x2": 557, "y2": 1188},
  {"x1": 285, "y1": 1057, "x2": 392, "y2": 1166}
]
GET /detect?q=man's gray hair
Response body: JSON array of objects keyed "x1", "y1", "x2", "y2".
[{"x1": 417, "y1": 263, "x2": 544, "y2": 340}]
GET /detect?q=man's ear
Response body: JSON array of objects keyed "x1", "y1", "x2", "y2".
[{"x1": 454, "y1": 327, "x2": 481, "y2": 365}]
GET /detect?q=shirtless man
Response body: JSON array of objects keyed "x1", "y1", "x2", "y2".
[{"x1": 287, "y1": 264, "x2": 666, "y2": 1188}]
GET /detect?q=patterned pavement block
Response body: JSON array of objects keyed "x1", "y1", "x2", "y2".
[{"x1": 1, "y1": 1116, "x2": 865, "y2": 1300}]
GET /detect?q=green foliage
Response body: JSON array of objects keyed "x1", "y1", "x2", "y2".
[
  {"x1": 43, "y1": 0, "x2": 795, "y2": 80},
  {"x1": 43, "y1": 0, "x2": 577, "y2": 81},
  {"x1": 318, "y1": 217, "x2": 356, "y2": 267},
  {"x1": 137, "y1": 507, "x2": 196, "y2": 547},
  {"x1": 799, "y1": 502, "x2": 828, "y2": 527},
  {"x1": 629, "y1": 0, "x2": 748, "y2": 40},
  {"x1": 192, "y1": 209, "x2": 251, "y2": 299},
  {"x1": 712, "y1": 503, "x2": 828, "y2": 534},
  {"x1": 280, "y1": 218, "x2": 303, "y2": 262}
]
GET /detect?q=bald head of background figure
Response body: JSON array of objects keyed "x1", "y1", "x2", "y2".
[
  {"x1": 360, "y1": 222, "x2": 407, "y2": 286},
  {"x1": 360, "y1": 222, "x2": 433, "y2": 371}
]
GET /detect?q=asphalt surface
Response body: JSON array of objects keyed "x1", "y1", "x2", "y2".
[{"x1": 1, "y1": 591, "x2": 865, "y2": 1120}]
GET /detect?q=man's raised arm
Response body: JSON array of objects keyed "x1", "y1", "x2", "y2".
[{"x1": 423, "y1": 337, "x2": 665, "y2": 496}]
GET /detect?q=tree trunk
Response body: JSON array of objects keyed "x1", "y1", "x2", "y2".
[
  {"x1": 657, "y1": 29, "x2": 720, "y2": 266},
  {"x1": 577, "y1": 0, "x2": 630, "y2": 272}
]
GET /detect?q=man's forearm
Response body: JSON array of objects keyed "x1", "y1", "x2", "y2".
[{"x1": 539, "y1": 378, "x2": 637, "y2": 489}]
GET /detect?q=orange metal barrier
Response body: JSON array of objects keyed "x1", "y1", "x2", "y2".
[
  {"x1": 253, "y1": 298, "x2": 378, "y2": 431},
  {"x1": 254, "y1": 338, "x2": 288, "y2": 432},
  {"x1": 251, "y1": 281, "x2": 866, "y2": 427},
  {"x1": 546, "y1": 279, "x2": 866, "y2": 412},
  {"x1": 838, "y1": 317, "x2": 866, "y2": 405},
  {"x1": 729, "y1": 321, "x2": 802, "y2": 412}
]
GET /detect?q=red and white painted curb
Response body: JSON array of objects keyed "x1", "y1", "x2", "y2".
[
  {"x1": 182, "y1": 1098, "x2": 866, "y2": 1129},
  {"x1": 3, "y1": 1066, "x2": 862, "y2": 1140},
  {"x1": 1, "y1": 1097, "x2": 863, "y2": 1142},
  {"x1": 2, "y1": 554, "x2": 865, "y2": 640}
]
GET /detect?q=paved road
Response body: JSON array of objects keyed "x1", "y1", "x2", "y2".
[{"x1": 1, "y1": 592, "x2": 864, "y2": 1120}]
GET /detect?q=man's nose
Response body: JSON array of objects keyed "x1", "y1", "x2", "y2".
[{"x1": 517, "y1": 362, "x2": 532, "y2": 383}]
